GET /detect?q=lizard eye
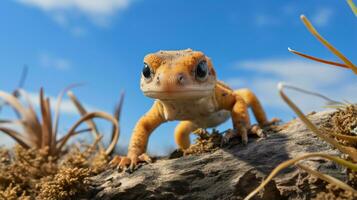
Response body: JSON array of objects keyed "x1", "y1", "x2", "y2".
[
  {"x1": 195, "y1": 61, "x2": 208, "y2": 81},
  {"x1": 142, "y1": 63, "x2": 153, "y2": 79}
]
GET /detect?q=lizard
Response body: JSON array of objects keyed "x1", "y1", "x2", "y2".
[{"x1": 111, "y1": 49, "x2": 277, "y2": 170}]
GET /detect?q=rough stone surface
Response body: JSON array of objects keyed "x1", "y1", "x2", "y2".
[{"x1": 89, "y1": 111, "x2": 345, "y2": 200}]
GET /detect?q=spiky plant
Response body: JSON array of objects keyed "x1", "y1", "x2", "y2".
[
  {"x1": 245, "y1": 10, "x2": 357, "y2": 200},
  {"x1": 0, "y1": 87, "x2": 121, "y2": 158}
]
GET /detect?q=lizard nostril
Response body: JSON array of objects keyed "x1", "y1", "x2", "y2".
[{"x1": 177, "y1": 73, "x2": 185, "y2": 85}]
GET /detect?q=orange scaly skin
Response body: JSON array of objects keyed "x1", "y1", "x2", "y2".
[{"x1": 112, "y1": 49, "x2": 274, "y2": 170}]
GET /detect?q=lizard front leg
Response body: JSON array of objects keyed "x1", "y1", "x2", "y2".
[
  {"x1": 216, "y1": 86, "x2": 251, "y2": 144},
  {"x1": 231, "y1": 96, "x2": 250, "y2": 144},
  {"x1": 111, "y1": 101, "x2": 166, "y2": 170}
]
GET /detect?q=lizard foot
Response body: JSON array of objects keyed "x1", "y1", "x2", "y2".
[
  {"x1": 248, "y1": 118, "x2": 281, "y2": 138},
  {"x1": 264, "y1": 117, "x2": 281, "y2": 126},
  {"x1": 249, "y1": 125, "x2": 266, "y2": 138},
  {"x1": 221, "y1": 128, "x2": 248, "y2": 147},
  {"x1": 109, "y1": 153, "x2": 152, "y2": 172}
]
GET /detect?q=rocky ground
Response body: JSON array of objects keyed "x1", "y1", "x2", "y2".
[{"x1": 89, "y1": 110, "x2": 349, "y2": 200}]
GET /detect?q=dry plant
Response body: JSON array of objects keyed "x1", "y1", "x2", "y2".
[
  {"x1": 348, "y1": 0, "x2": 357, "y2": 16},
  {"x1": 0, "y1": 143, "x2": 111, "y2": 199},
  {"x1": 183, "y1": 129, "x2": 223, "y2": 156},
  {"x1": 0, "y1": 87, "x2": 122, "y2": 158},
  {"x1": 245, "y1": 9, "x2": 357, "y2": 200}
]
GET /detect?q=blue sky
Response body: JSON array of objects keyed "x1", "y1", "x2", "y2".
[{"x1": 0, "y1": 0, "x2": 356, "y2": 155}]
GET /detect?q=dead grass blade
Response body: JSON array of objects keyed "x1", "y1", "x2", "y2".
[
  {"x1": 0, "y1": 127, "x2": 31, "y2": 148},
  {"x1": 288, "y1": 48, "x2": 349, "y2": 69},
  {"x1": 244, "y1": 153, "x2": 357, "y2": 200},
  {"x1": 279, "y1": 83, "x2": 341, "y2": 105},
  {"x1": 324, "y1": 104, "x2": 350, "y2": 109},
  {"x1": 56, "y1": 128, "x2": 92, "y2": 144},
  {"x1": 110, "y1": 91, "x2": 124, "y2": 152},
  {"x1": 278, "y1": 83, "x2": 357, "y2": 161},
  {"x1": 67, "y1": 90, "x2": 103, "y2": 150},
  {"x1": 0, "y1": 91, "x2": 28, "y2": 118},
  {"x1": 56, "y1": 112, "x2": 119, "y2": 156},
  {"x1": 0, "y1": 119, "x2": 24, "y2": 124},
  {"x1": 52, "y1": 84, "x2": 82, "y2": 150},
  {"x1": 296, "y1": 163, "x2": 357, "y2": 193},
  {"x1": 16, "y1": 89, "x2": 43, "y2": 147},
  {"x1": 300, "y1": 15, "x2": 357, "y2": 74},
  {"x1": 348, "y1": 0, "x2": 357, "y2": 16},
  {"x1": 40, "y1": 89, "x2": 53, "y2": 150},
  {"x1": 17, "y1": 65, "x2": 28, "y2": 89},
  {"x1": 328, "y1": 132, "x2": 357, "y2": 144},
  {"x1": 0, "y1": 90, "x2": 41, "y2": 146},
  {"x1": 17, "y1": 89, "x2": 37, "y2": 114}
]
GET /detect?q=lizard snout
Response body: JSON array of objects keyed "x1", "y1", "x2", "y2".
[{"x1": 156, "y1": 72, "x2": 187, "y2": 87}]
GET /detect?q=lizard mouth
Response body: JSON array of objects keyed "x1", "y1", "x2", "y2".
[{"x1": 143, "y1": 89, "x2": 213, "y2": 100}]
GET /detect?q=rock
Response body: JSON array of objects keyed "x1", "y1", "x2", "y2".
[{"x1": 89, "y1": 110, "x2": 346, "y2": 200}]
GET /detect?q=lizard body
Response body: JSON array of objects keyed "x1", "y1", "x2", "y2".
[{"x1": 112, "y1": 49, "x2": 275, "y2": 169}]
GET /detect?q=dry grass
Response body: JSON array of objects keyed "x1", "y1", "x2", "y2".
[
  {"x1": 0, "y1": 142, "x2": 109, "y2": 200},
  {"x1": 0, "y1": 85, "x2": 124, "y2": 199},
  {"x1": 183, "y1": 129, "x2": 223, "y2": 156},
  {"x1": 322, "y1": 105, "x2": 357, "y2": 148},
  {"x1": 348, "y1": 0, "x2": 357, "y2": 16},
  {"x1": 0, "y1": 87, "x2": 122, "y2": 158},
  {"x1": 245, "y1": 9, "x2": 357, "y2": 200},
  {"x1": 37, "y1": 167, "x2": 92, "y2": 200},
  {"x1": 315, "y1": 184, "x2": 357, "y2": 200}
]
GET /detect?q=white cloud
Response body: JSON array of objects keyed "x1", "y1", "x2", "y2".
[
  {"x1": 52, "y1": 13, "x2": 88, "y2": 36},
  {"x1": 237, "y1": 59, "x2": 343, "y2": 89},
  {"x1": 311, "y1": 8, "x2": 333, "y2": 27},
  {"x1": 39, "y1": 53, "x2": 71, "y2": 71},
  {"x1": 16, "y1": 0, "x2": 134, "y2": 34},
  {"x1": 18, "y1": 0, "x2": 131, "y2": 16},
  {"x1": 225, "y1": 58, "x2": 357, "y2": 113}
]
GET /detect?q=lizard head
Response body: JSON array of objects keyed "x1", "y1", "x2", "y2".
[{"x1": 140, "y1": 49, "x2": 217, "y2": 100}]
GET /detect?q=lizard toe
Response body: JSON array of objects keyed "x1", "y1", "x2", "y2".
[
  {"x1": 109, "y1": 155, "x2": 122, "y2": 168},
  {"x1": 138, "y1": 153, "x2": 153, "y2": 163},
  {"x1": 249, "y1": 125, "x2": 266, "y2": 138},
  {"x1": 118, "y1": 157, "x2": 131, "y2": 170}
]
